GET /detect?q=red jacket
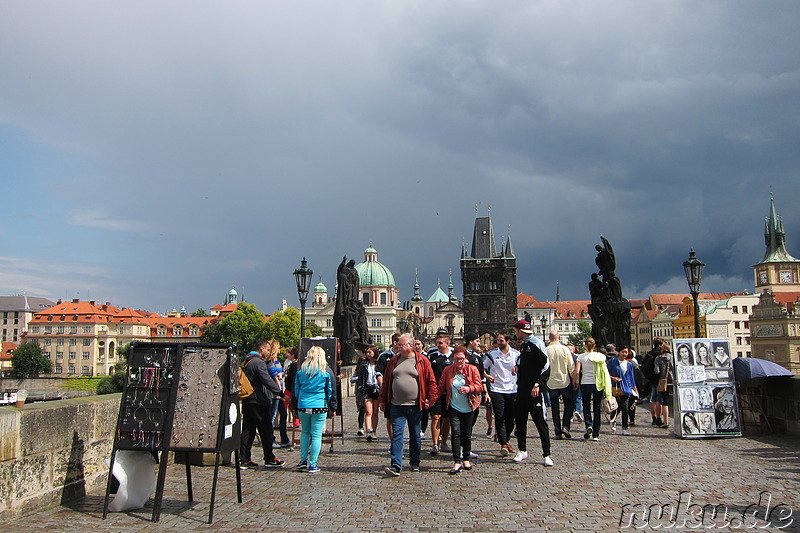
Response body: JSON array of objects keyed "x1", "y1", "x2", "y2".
[
  {"x1": 438, "y1": 363, "x2": 483, "y2": 411},
  {"x1": 379, "y1": 352, "x2": 439, "y2": 411}
]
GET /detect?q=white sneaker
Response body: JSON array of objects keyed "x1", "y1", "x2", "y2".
[
  {"x1": 357, "y1": 429, "x2": 365, "y2": 436},
  {"x1": 543, "y1": 456, "x2": 554, "y2": 467},
  {"x1": 469, "y1": 452, "x2": 478, "y2": 459},
  {"x1": 611, "y1": 421, "x2": 617, "y2": 432},
  {"x1": 622, "y1": 429, "x2": 631, "y2": 436},
  {"x1": 512, "y1": 451, "x2": 528, "y2": 463}
]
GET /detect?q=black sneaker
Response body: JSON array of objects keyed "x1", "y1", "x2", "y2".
[
  {"x1": 263, "y1": 458, "x2": 285, "y2": 468},
  {"x1": 409, "y1": 465, "x2": 421, "y2": 472},
  {"x1": 385, "y1": 465, "x2": 401, "y2": 477},
  {"x1": 239, "y1": 460, "x2": 259, "y2": 470},
  {"x1": 295, "y1": 460, "x2": 308, "y2": 471}
]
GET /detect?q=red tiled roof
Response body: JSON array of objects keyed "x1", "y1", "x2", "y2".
[{"x1": 1, "y1": 341, "x2": 18, "y2": 360}]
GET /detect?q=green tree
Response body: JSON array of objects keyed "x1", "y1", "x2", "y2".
[
  {"x1": 201, "y1": 302, "x2": 267, "y2": 357},
  {"x1": 567, "y1": 321, "x2": 592, "y2": 353},
  {"x1": 191, "y1": 308, "x2": 209, "y2": 317},
  {"x1": 263, "y1": 307, "x2": 302, "y2": 349},
  {"x1": 98, "y1": 343, "x2": 129, "y2": 394},
  {"x1": 11, "y1": 342, "x2": 52, "y2": 377}
]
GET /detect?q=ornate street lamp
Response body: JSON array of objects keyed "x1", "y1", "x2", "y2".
[
  {"x1": 540, "y1": 316, "x2": 548, "y2": 339},
  {"x1": 683, "y1": 249, "x2": 705, "y2": 338},
  {"x1": 293, "y1": 258, "x2": 313, "y2": 339},
  {"x1": 397, "y1": 314, "x2": 408, "y2": 333}
]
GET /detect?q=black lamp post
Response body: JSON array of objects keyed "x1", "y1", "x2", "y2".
[
  {"x1": 540, "y1": 316, "x2": 548, "y2": 339},
  {"x1": 293, "y1": 258, "x2": 313, "y2": 340},
  {"x1": 683, "y1": 248, "x2": 705, "y2": 338},
  {"x1": 397, "y1": 314, "x2": 408, "y2": 333}
]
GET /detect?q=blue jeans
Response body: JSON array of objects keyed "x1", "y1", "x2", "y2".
[
  {"x1": 390, "y1": 404, "x2": 422, "y2": 469},
  {"x1": 298, "y1": 411, "x2": 327, "y2": 468},
  {"x1": 580, "y1": 384, "x2": 603, "y2": 438},
  {"x1": 548, "y1": 385, "x2": 575, "y2": 436}
]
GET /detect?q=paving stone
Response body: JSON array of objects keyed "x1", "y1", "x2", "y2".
[{"x1": 3, "y1": 400, "x2": 799, "y2": 531}]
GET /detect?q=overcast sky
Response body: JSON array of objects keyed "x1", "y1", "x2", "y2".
[{"x1": 1, "y1": 1, "x2": 799, "y2": 315}]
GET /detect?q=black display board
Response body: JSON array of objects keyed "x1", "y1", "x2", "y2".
[{"x1": 103, "y1": 342, "x2": 241, "y2": 524}]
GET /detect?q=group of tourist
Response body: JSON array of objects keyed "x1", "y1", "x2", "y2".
[{"x1": 240, "y1": 321, "x2": 673, "y2": 475}]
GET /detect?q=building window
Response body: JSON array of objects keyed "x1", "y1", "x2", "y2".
[
  {"x1": 55, "y1": 365, "x2": 62, "y2": 374},
  {"x1": 362, "y1": 293, "x2": 370, "y2": 305},
  {"x1": 190, "y1": 326, "x2": 199, "y2": 336},
  {"x1": 736, "y1": 337, "x2": 742, "y2": 345},
  {"x1": 56, "y1": 338, "x2": 65, "y2": 346},
  {"x1": 81, "y1": 366, "x2": 89, "y2": 374},
  {"x1": 374, "y1": 335, "x2": 382, "y2": 345},
  {"x1": 326, "y1": 319, "x2": 332, "y2": 327},
  {"x1": 69, "y1": 351, "x2": 76, "y2": 359},
  {"x1": 44, "y1": 351, "x2": 51, "y2": 358},
  {"x1": 57, "y1": 326, "x2": 65, "y2": 334},
  {"x1": 732, "y1": 306, "x2": 738, "y2": 313},
  {"x1": 119, "y1": 326, "x2": 126, "y2": 335},
  {"x1": 69, "y1": 338, "x2": 77, "y2": 346},
  {"x1": 44, "y1": 326, "x2": 52, "y2": 333},
  {"x1": 31, "y1": 326, "x2": 39, "y2": 333},
  {"x1": 157, "y1": 325, "x2": 167, "y2": 337},
  {"x1": 44, "y1": 339, "x2": 51, "y2": 346},
  {"x1": 173, "y1": 327, "x2": 182, "y2": 337},
  {"x1": 734, "y1": 321, "x2": 740, "y2": 329},
  {"x1": 746, "y1": 351, "x2": 751, "y2": 357},
  {"x1": 742, "y1": 306, "x2": 748, "y2": 314},
  {"x1": 83, "y1": 326, "x2": 91, "y2": 333},
  {"x1": 83, "y1": 339, "x2": 90, "y2": 346},
  {"x1": 69, "y1": 326, "x2": 77, "y2": 334},
  {"x1": 380, "y1": 293, "x2": 387, "y2": 305},
  {"x1": 82, "y1": 352, "x2": 90, "y2": 359},
  {"x1": 56, "y1": 351, "x2": 64, "y2": 359},
  {"x1": 68, "y1": 365, "x2": 75, "y2": 374},
  {"x1": 744, "y1": 322, "x2": 749, "y2": 329},
  {"x1": 371, "y1": 318, "x2": 382, "y2": 328}
]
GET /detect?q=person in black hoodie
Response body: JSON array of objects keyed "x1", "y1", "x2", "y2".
[
  {"x1": 239, "y1": 339, "x2": 286, "y2": 470},
  {"x1": 511, "y1": 320, "x2": 553, "y2": 467}
]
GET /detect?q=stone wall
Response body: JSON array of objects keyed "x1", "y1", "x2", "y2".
[{"x1": 0, "y1": 393, "x2": 120, "y2": 520}]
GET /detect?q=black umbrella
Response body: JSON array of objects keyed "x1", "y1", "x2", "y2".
[{"x1": 733, "y1": 357, "x2": 794, "y2": 382}]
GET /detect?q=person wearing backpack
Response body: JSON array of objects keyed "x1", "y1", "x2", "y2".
[
  {"x1": 239, "y1": 340, "x2": 287, "y2": 470},
  {"x1": 641, "y1": 338, "x2": 665, "y2": 426}
]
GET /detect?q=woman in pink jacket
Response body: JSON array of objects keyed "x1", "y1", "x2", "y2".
[{"x1": 438, "y1": 345, "x2": 483, "y2": 474}]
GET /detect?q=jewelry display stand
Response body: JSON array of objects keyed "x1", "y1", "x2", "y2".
[{"x1": 102, "y1": 342, "x2": 241, "y2": 524}]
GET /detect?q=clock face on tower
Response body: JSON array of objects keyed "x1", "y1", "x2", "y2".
[
  {"x1": 780, "y1": 270, "x2": 793, "y2": 283},
  {"x1": 759, "y1": 271, "x2": 768, "y2": 285}
]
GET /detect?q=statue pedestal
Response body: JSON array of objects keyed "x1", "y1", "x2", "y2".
[{"x1": 588, "y1": 300, "x2": 631, "y2": 349}]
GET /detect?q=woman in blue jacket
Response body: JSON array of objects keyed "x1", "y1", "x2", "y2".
[
  {"x1": 607, "y1": 347, "x2": 638, "y2": 436},
  {"x1": 294, "y1": 346, "x2": 337, "y2": 473}
]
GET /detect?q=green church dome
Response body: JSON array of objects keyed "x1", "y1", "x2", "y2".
[
  {"x1": 314, "y1": 281, "x2": 328, "y2": 293},
  {"x1": 355, "y1": 245, "x2": 396, "y2": 288}
]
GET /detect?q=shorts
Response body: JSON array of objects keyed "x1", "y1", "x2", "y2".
[
  {"x1": 428, "y1": 396, "x2": 445, "y2": 416},
  {"x1": 365, "y1": 389, "x2": 380, "y2": 400},
  {"x1": 651, "y1": 388, "x2": 664, "y2": 403}
]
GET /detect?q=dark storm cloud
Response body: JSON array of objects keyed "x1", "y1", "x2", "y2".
[{"x1": 0, "y1": 1, "x2": 798, "y2": 311}]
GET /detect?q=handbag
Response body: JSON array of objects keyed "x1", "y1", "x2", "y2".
[
  {"x1": 657, "y1": 359, "x2": 671, "y2": 392},
  {"x1": 611, "y1": 384, "x2": 625, "y2": 397},
  {"x1": 601, "y1": 395, "x2": 618, "y2": 414}
]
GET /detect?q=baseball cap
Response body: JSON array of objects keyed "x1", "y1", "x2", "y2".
[{"x1": 512, "y1": 319, "x2": 533, "y2": 334}]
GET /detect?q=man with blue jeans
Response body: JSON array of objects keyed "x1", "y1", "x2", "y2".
[
  {"x1": 546, "y1": 331, "x2": 575, "y2": 439},
  {"x1": 378, "y1": 333, "x2": 438, "y2": 476}
]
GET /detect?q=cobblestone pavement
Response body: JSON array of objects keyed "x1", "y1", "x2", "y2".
[{"x1": 5, "y1": 400, "x2": 800, "y2": 532}]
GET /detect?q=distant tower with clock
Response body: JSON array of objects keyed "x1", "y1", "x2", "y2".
[
  {"x1": 753, "y1": 193, "x2": 800, "y2": 293},
  {"x1": 749, "y1": 193, "x2": 800, "y2": 372}
]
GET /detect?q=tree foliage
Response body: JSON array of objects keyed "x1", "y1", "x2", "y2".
[
  {"x1": 567, "y1": 321, "x2": 592, "y2": 353},
  {"x1": 263, "y1": 307, "x2": 302, "y2": 350},
  {"x1": 191, "y1": 308, "x2": 209, "y2": 317},
  {"x1": 201, "y1": 302, "x2": 267, "y2": 357},
  {"x1": 97, "y1": 343, "x2": 130, "y2": 394},
  {"x1": 11, "y1": 342, "x2": 52, "y2": 377}
]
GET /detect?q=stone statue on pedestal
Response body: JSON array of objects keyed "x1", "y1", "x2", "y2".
[
  {"x1": 333, "y1": 256, "x2": 371, "y2": 364},
  {"x1": 587, "y1": 236, "x2": 631, "y2": 349}
]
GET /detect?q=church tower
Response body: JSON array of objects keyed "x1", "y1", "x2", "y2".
[
  {"x1": 460, "y1": 208, "x2": 517, "y2": 337},
  {"x1": 753, "y1": 193, "x2": 800, "y2": 293}
]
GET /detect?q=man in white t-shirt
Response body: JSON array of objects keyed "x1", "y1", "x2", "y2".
[
  {"x1": 546, "y1": 331, "x2": 575, "y2": 439},
  {"x1": 484, "y1": 332, "x2": 519, "y2": 457}
]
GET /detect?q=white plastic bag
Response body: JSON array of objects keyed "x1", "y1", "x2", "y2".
[{"x1": 106, "y1": 450, "x2": 157, "y2": 512}]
